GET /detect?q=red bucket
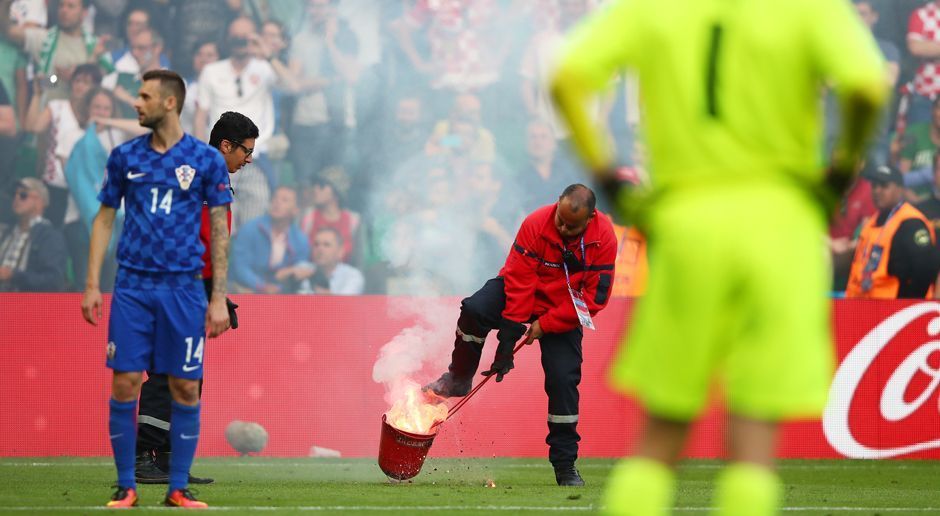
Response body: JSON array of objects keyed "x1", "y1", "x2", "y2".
[{"x1": 377, "y1": 414, "x2": 438, "y2": 480}]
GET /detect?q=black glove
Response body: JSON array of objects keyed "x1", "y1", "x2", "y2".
[
  {"x1": 481, "y1": 318, "x2": 526, "y2": 382},
  {"x1": 226, "y1": 297, "x2": 239, "y2": 330}
]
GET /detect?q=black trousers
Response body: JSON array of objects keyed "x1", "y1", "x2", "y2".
[
  {"x1": 137, "y1": 279, "x2": 233, "y2": 453},
  {"x1": 448, "y1": 277, "x2": 583, "y2": 468}
]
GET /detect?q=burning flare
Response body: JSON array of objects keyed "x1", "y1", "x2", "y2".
[{"x1": 385, "y1": 380, "x2": 448, "y2": 434}]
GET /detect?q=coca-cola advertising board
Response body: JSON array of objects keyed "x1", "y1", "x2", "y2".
[
  {"x1": 1, "y1": 295, "x2": 938, "y2": 459},
  {"x1": 825, "y1": 301, "x2": 940, "y2": 459}
]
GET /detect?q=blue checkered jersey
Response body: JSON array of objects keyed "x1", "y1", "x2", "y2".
[{"x1": 99, "y1": 133, "x2": 233, "y2": 273}]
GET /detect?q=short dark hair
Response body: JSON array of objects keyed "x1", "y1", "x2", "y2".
[
  {"x1": 72, "y1": 63, "x2": 103, "y2": 86},
  {"x1": 141, "y1": 69, "x2": 186, "y2": 114},
  {"x1": 209, "y1": 111, "x2": 260, "y2": 150},
  {"x1": 561, "y1": 184, "x2": 596, "y2": 214}
]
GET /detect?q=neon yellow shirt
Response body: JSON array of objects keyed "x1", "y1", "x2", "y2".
[{"x1": 553, "y1": 0, "x2": 886, "y2": 190}]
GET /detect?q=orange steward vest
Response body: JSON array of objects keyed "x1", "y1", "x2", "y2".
[{"x1": 846, "y1": 202, "x2": 935, "y2": 299}]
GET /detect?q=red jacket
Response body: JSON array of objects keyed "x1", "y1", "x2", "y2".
[
  {"x1": 499, "y1": 203, "x2": 617, "y2": 334},
  {"x1": 200, "y1": 204, "x2": 233, "y2": 278}
]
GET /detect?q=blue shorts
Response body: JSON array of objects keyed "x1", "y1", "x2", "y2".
[{"x1": 106, "y1": 269, "x2": 208, "y2": 379}]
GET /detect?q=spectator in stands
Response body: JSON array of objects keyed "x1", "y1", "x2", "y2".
[
  {"x1": 0, "y1": 0, "x2": 112, "y2": 102},
  {"x1": 390, "y1": 0, "x2": 505, "y2": 115},
  {"x1": 425, "y1": 94, "x2": 496, "y2": 163},
  {"x1": 196, "y1": 16, "x2": 284, "y2": 228},
  {"x1": 382, "y1": 94, "x2": 428, "y2": 172},
  {"x1": 0, "y1": 81, "x2": 15, "y2": 220},
  {"x1": 64, "y1": 86, "x2": 132, "y2": 293},
  {"x1": 457, "y1": 159, "x2": 523, "y2": 285},
  {"x1": 230, "y1": 186, "x2": 310, "y2": 294},
  {"x1": 515, "y1": 118, "x2": 581, "y2": 215},
  {"x1": 103, "y1": 27, "x2": 165, "y2": 119},
  {"x1": 906, "y1": 0, "x2": 940, "y2": 125},
  {"x1": 168, "y1": 0, "x2": 242, "y2": 81},
  {"x1": 846, "y1": 165, "x2": 939, "y2": 299},
  {"x1": 899, "y1": 98, "x2": 940, "y2": 175},
  {"x1": 261, "y1": 20, "x2": 290, "y2": 66},
  {"x1": 109, "y1": 7, "x2": 169, "y2": 68},
  {"x1": 0, "y1": 178, "x2": 67, "y2": 292},
  {"x1": 520, "y1": 0, "x2": 594, "y2": 140},
  {"x1": 258, "y1": 19, "x2": 291, "y2": 158},
  {"x1": 300, "y1": 167, "x2": 360, "y2": 264},
  {"x1": 24, "y1": 62, "x2": 101, "y2": 230},
  {"x1": 286, "y1": 0, "x2": 360, "y2": 184},
  {"x1": 81, "y1": 87, "x2": 134, "y2": 152},
  {"x1": 0, "y1": 0, "x2": 39, "y2": 132},
  {"x1": 293, "y1": 226, "x2": 365, "y2": 295},
  {"x1": 855, "y1": 0, "x2": 899, "y2": 165},
  {"x1": 180, "y1": 39, "x2": 220, "y2": 135}
]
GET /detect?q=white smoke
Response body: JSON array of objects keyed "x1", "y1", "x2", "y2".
[{"x1": 371, "y1": 296, "x2": 457, "y2": 406}]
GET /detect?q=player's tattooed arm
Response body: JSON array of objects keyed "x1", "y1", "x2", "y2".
[{"x1": 209, "y1": 205, "x2": 229, "y2": 300}]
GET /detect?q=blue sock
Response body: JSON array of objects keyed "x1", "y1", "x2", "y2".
[
  {"x1": 109, "y1": 398, "x2": 138, "y2": 489},
  {"x1": 168, "y1": 401, "x2": 201, "y2": 492}
]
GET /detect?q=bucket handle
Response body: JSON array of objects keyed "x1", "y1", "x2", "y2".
[{"x1": 431, "y1": 339, "x2": 527, "y2": 430}]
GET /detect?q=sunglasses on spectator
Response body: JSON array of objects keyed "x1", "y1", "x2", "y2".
[{"x1": 15, "y1": 190, "x2": 32, "y2": 201}]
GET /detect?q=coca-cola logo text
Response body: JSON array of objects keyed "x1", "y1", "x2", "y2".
[{"x1": 823, "y1": 302, "x2": 940, "y2": 458}]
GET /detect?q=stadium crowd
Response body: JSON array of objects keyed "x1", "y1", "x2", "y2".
[{"x1": 1, "y1": 0, "x2": 938, "y2": 299}]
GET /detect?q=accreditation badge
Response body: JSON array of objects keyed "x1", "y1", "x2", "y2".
[
  {"x1": 569, "y1": 288, "x2": 595, "y2": 330},
  {"x1": 861, "y1": 245, "x2": 884, "y2": 293}
]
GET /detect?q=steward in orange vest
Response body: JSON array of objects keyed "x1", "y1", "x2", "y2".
[{"x1": 846, "y1": 165, "x2": 939, "y2": 299}]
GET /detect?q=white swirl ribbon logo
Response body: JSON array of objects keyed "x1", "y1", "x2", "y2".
[{"x1": 823, "y1": 302, "x2": 940, "y2": 458}]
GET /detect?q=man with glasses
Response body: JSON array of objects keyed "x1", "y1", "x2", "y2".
[
  {"x1": 134, "y1": 111, "x2": 259, "y2": 485},
  {"x1": 424, "y1": 184, "x2": 617, "y2": 487},
  {"x1": 0, "y1": 178, "x2": 66, "y2": 292}
]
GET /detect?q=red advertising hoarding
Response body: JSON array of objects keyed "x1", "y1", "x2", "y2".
[{"x1": 1, "y1": 295, "x2": 938, "y2": 459}]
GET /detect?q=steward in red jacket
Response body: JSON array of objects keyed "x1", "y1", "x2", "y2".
[{"x1": 425, "y1": 184, "x2": 617, "y2": 487}]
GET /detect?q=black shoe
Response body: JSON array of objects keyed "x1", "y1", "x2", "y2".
[
  {"x1": 154, "y1": 452, "x2": 215, "y2": 484},
  {"x1": 554, "y1": 465, "x2": 585, "y2": 487},
  {"x1": 188, "y1": 473, "x2": 214, "y2": 484},
  {"x1": 422, "y1": 373, "x2": 471, "y2": 398},
  {"x1": 135, "y1": 451, "x2": 169, "y2": 484}
]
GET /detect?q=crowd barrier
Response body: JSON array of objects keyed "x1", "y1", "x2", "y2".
[{"x1": 2, "y1": 295, "x2": 938, "y2": 459}]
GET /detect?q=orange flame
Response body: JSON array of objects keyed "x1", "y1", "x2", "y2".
[{"x1": 385, "y1": 380, "x2": 448, "y2": 435}]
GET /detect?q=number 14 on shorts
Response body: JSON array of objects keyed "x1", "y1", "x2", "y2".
[{"x1": 183, "y1": 336, "x2": 205, "y2": 372}]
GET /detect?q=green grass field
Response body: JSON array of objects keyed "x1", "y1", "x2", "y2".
[{"x1": 0, "y1": 457, "x2": 938, "y2": 514}]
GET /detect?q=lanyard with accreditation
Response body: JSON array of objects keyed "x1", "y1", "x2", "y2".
[{"x1": 560, "y1": 236, "x2": 595, "y2": 330}]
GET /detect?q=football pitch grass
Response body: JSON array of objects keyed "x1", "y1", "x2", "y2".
[{"x1": 0, "y1": 457, "x2": 938, "y2": 514}]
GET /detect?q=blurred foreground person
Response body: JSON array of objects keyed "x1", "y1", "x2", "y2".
[
  {"x1": 551, "y1": 0, "x2": 886, "y2": 514},
  {"x1": 425, "y1": 184, "x2": 616, "y2": 487}
]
